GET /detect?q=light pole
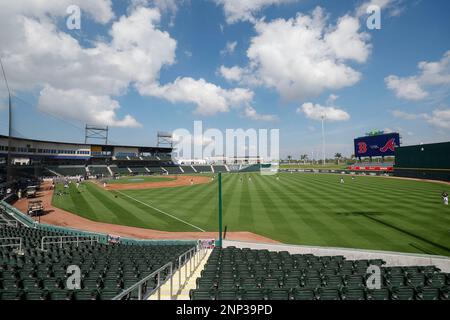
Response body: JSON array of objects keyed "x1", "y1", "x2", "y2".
[
  {"x1": 0, "y1": 57, "x2": 12, "y2": 182},
  {"x1": 321, "y1": 115, "x2": 326, "y2": 166}
]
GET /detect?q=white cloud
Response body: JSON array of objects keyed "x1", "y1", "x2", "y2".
[
  {"x1": 391, "y1": 110, "x2": 420, "y2": 120},
  {"x1": 144, "y1": 77, "x2": 254, "y2": 116},
  {"x1": 230, "y1": 7, "x2": 370, "y2": 101},
  {"x1": 423, "y1": 109, "x2": 450, "y2": 130},
  {"x1": 298, "y1": 102, "x2": 350, "y2": 122},
  {"x1": 1, "y1": 3, "x2": 258, "y2": 125},
  {"x1": 385, "y1": 76, "x2": 428, "y2": 101},
  {"x1": 392, "y1": 108, "x2": 450, "y2": 130},
  {"x1": 130, "y1": 0, "x2": 179, "y2": 15},
  {"x1": 324, "y1": 14, "x2": 371, "y2": 63},
  {"x1": 0, "y1": 5, "x2": 177, "y2": 127},
  {"x1": 0, "y1": 0, "x2": 114, "y2": 24},
  {"x1": 38, "y1": 86, "x2": 141, "y2": 128},
  {"x1": 385, "y1": 51, "x2": 450, "y2": 101},
  {"x1": 220, "y1": 41, "x2": 238, "y2": 56},
  {"x1": 219, "y1": 66, "x2": 244, "y2": 82},
  {"x1": 214, "y1": 0, "x2": 298, "y2": 24},
  {"x1": 355, "y1": 0, "x2": 404, "y2": 18},
  {"x1": 243, "y1": 106, "x2": 278, "y2": 122}
]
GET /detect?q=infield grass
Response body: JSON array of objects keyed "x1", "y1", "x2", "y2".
[
  {"x1": 106, "y1": 176, "x2": 175, "y2": 185},
  {"x1": 52, "y1": 173, "x2": 450, "y2": 256}
]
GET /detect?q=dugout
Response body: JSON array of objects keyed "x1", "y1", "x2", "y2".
[{"x1": 394, "y1": 141, "x2": 450, "y2": 182}]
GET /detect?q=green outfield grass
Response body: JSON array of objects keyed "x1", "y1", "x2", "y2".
[
  {"x1": 106, "y1": 176, "x2": 175, "y2": 185},
  {"x1": 52, "y1": 173, "x2": 450, "y2": 256}
]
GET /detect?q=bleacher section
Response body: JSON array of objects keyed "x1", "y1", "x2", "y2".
[
  {"x1": 213, "y1": 166, "x2": 227, "y2": 173},
  {"x1": 193, "y1": 166, "x2": 212, "y2": 173},
  {"x1": 0, "y1": 208, "x2": 17, "y2": 226},
  {"x1": 129, "y1": 167, "x2": 148, "y2": 175},
  {"x1": 180, "y1": 166, "x2": 196, "y2": 174},
  {"x1": 164, "y1": 166, "x2": 183, "y2": 174},
  {"x1": 109, "y1": 166, "x2": 130, "y2": 175},
  {"x1": 47, "y1": 166, "x2": 86, "y2": 177},
  {"x1": 239, "y1": 164, "x2": 261, "y2": 173},
  {"x1": 190, "y1": 247, "x2": 450, "y2": 300},
  {"x1": 147, "y1": 167, "x2": 165, "y2": 175},
  {"x1": 88, "y1": 166, "x2": 110, "y2": 177},
  {"x1": 0, "y1": 224, "x2": 193, "y2": 300}
]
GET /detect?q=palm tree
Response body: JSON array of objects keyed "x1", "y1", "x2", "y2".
[
  {"x1": 287, "y1": 155, "x2": 292, "y2": 164},
  {"x1": 300, "y1": 154, "x2": 309, "y2": 164},
  {"x1": 335, "y1": 153, "x2": 342, "y2": 165}
]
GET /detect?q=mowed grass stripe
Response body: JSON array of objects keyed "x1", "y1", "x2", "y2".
[
  {"x1": 274, "y1": 174, "x2": 447, "y2": 253},
  {"x1": 51, "y1": 173, "x2": 450, "y2": 256}
]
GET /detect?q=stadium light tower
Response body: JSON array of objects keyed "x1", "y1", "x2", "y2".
[
  {"x1": 321, "y1": 114, "x2": 326, "y2": 166},
  {"x1": 0, "y1": 57, "x2": 13, "y2": 182}
]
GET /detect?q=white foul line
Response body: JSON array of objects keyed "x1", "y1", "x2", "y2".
[{"x1": 115, "y1": 190, "x2": 206, "y2": 232}]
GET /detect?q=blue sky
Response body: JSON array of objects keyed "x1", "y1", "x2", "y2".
[{"x1": 0, "y1": 0, "x2": 449, "y2": 158}]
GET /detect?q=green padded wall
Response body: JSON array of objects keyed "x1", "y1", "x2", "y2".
[
  {"x1": 394, "y1": 142, "x2": 450, "y2": 181},
  {"x1": 395, "y1": 142, "x2": 450, "y2": 169}
]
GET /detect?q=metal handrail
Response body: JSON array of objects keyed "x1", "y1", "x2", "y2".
[
  {"x1": 0, "y1": 237, "x2": 22, "y2": 252},
  {"x1": 177, "y1": 241, "x2": 209, "y2": 294},
  {"x1": 41, "y1": 235, "x2": 100, "y2": 251},
  {"x1": 112, "y1": 242, "x2": 210, "y2": 301},
  {"x1": 112, "y1": 261, "x2": 174, "y2": 300}
]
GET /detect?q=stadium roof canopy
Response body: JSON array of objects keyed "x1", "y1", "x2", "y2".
[{"x1": 0, "y1": 135, "x2": 173, "y2": 153}]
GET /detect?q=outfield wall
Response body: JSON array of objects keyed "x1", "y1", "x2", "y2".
[
  {"x1": 394, "y1": 141, "x2": 450, "y2": 182},
  {"x1": 223, "y1": 240, "x2": 450, "y2": 272}
]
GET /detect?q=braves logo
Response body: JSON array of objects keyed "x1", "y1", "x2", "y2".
[
  {"x1": 358, "y1": 142, "x2": 367, "y2": 154},
  {"x1": 380, "y1": 138, "x2": 396, "y2": 153}
]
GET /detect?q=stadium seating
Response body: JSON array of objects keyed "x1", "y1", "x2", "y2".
[
  {"x1": 129, "y1": 167, "x2": 148, "y2": 174},
  {"x1": 164, "y1": 166, "x2": 183, "y2": 174},
  {"x1": 88, "y1": 166, "x2": 110, "y2": 177},
  {"x1": 109, "y1": 166, "x2": 131, "y2": 175},
  {"x1": 190, "y1": 247, "x2": 450, "y2": 300},
  {"x1": 212, "y1": 166, "x2": 227, "y2": 173},
  {"x1": 0, "y1": 224, "x2": 193, "y2": 300},
  {"x1": 239, "y1": 165, "x2": 261, "y2": 173},
  {"x1": 193, "y1": 166, "x2": 212, "y2": 173},
  {"x1": 147, "y1": 167, "x2": 165, "y2": 175},
  {"x1": 47, "y1": 166, "x2": 86, "y2": 177},
  {"x1": 180, "y1": 166, "x2": 196, "y2": 174}
]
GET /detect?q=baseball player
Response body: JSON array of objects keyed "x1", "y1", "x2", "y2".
[{"x1": 442, "y1": 191, "x2": 449, "y2": 206}]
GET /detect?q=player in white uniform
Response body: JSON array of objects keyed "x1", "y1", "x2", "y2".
[{"x1": 442, "y1": 192, "x2": 449, "y2": 206}]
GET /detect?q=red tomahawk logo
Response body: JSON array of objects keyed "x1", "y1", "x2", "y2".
[{"x1": 380, "y1": 138, "x2": 396, "y2": 153}]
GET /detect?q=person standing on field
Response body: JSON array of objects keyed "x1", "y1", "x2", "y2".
[{"x1": 442, "y1": 191, "x2": 449, "y2": 206}]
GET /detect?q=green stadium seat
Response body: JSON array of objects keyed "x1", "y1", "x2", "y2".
[
  {"x1": 390, "y1": 287, "x2": 414, "y2": 300},
  {"x1": 190, "y1": 289, "x2": 216, "y2": 300},
  {"x1": 416, "y1": 287, "x2": 440, "y2": 300},
  {"x1": 366, "y1": 288, "x2": 390, "y2": 300},
  {"x1": 316, "y1": 288, "x2": 340, "y2": 300},
  {"x1": 241, "y1": 289, "x2": 268, "y2": 300},
  {"x1": 268, "y1": 289, "x2": 290, "y2": 300},
  {"x1": 292, "y1": 288, "x2": 316, "y2": 300},
  {"x1": 341, "y1": 288, "x2": 365, "y2": 300},
  {"x1": 217, "y1": 290, "x2": 241, "y2": 300}
]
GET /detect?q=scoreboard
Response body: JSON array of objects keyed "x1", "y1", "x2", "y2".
[{"x1": 354, "y1": 133, "x2": 400, "y2": 158}]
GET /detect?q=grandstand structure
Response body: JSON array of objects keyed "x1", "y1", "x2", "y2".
[
  {"x1": 1, "y1": 133, "x2": 450, "y2": 301},
  {"x1": 0, "y1": 135, "x2": 234, "y2": 181}
]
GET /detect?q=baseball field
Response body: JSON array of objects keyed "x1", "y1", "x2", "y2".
[{"x1": 52, "y1": 173, "x2": 450, "y2": 256}]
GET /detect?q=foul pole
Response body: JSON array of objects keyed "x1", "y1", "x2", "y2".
[{"x1": 321, "y1": 115, "x2": 326, "y2": 166}]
